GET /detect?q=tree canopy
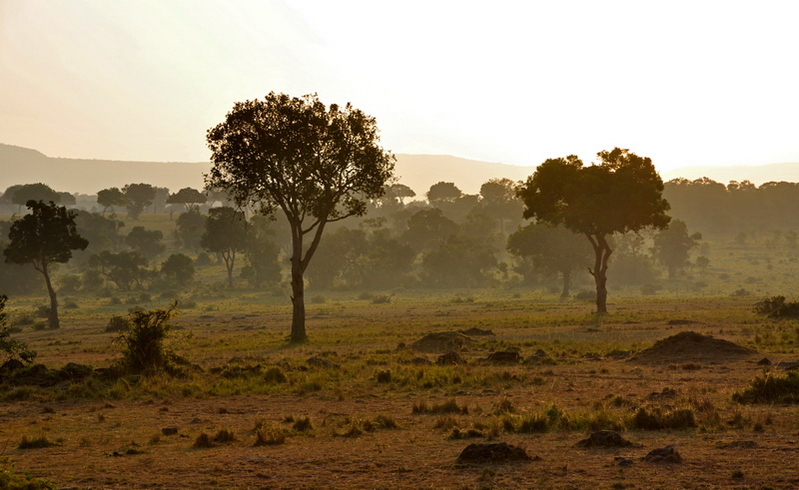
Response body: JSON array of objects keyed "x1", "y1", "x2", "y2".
[
  {"x1": 166, "y1": 187, "x2": 207, "y2": 212},
  {"x1": 206, "y1": 92, "x2": 394, "y2": 342},
  {"x1": 3, "y1": 200, "x2": 88, "y2": 328},
  {"x1": 200, "y1": 206, "x2": 249, "y2": 288},
  {"x1": 123, "y1": 183, "x2": 156, "y2": 220},
  {"x1": 517, "y1": 148, "x2": 670, "y2": 312},
  {"x1": 97, "y1": 187, "x2": 128, "y2": 216}
]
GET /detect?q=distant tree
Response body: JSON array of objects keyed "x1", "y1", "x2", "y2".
[
  {"x1": 200, "y1": 207, "x2": 249, "y2": 288},
  {"x1": 125, "y1": 226, "x2": 165, "y2": 259},
  {"x1": 0, "y1": 185, "x2": 23, "y2": 212},
  {"x1": 652, "y1": 219, "x2": 702, "y2": 279},
  {"x1": 152, "y1": 187, "x2": 170, "y2": 214},
  {"x1": 166, "y1": 187, "x2": 208, "y2": 213},
  {"x1": 517, "y1": 148, "x2": 671, "y2": 313},
  {"x1": 12, "y1": 183, "x2": 60, "y2": 213},
  {"x1": 123, "y1": 183, "x2": 156, "y2": 220},
  {"x1": 427, "y1": 181, "x2": 462, "y2": 203},
  {"x1": 97, "y1": 187, "x2": 128, "y2": 216},
  {"x1": 402, "y1": 208, "x2": 459, "y2": 252},
  {"x1": 161, "y1": 253, "x2": 195, "y2": 284},
  {"x1": 421, "y1": 235, "x2": 497, "y2": 287},
  {"x1": 88, "y1": 250, "x2": 149, "y2": 291},
  {"x1": 507, "y1": 223, "x2": 593, "y2": 298},
  {"x1": 3, "y1": 200, "x2": 89, "y2": 329},
  {"x1": 387, "y1": 183, "x2": 416, "y2": 205},
  {"x1": 175, "y1": 209, "x2": 206, "y2": 249},
  {"x1": 206, "y1": 92, "x2": 395, "y2": 342},
  {"x1": 57, "y1": 192, "x2": 77, "y2": 206},
  {"x1": 73, "y1": 210, "x2": 125, "y2": 254},
  {"x1": 479, "y1": 178, "x2": 523, "y2": 236},
  {"x1": 240, "y1": 215, "x2": 281, "y2": 288}
]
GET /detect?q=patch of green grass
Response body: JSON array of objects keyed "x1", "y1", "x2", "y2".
[{"x1": 733, "y1": 371, "x2": 799, "y2": 404}]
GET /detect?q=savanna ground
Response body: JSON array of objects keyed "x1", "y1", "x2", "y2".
[{"x1": 3, "y1": 289, "x2": 799, "y2": 490}]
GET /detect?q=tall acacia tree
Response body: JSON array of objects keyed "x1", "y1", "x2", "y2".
[
  {"x1": 206, "y1": 92, "x2": 395, "y2": 342},
  {"x1": 3, "y1": 200, "x2": 88, "y2": 329},
  {"x1": 517, "y1": 148, "x2": 670, "y2": 313}
]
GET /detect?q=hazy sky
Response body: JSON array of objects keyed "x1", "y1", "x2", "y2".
[{"x1": 1, "y1": 0, "x2": 798, "y2": 174}]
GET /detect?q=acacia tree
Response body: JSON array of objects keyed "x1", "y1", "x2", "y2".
[
  {"x1": 123, "y1": 183, "x2": 156, "y2": 220},
  {"x1": 652, "y1": 218, "x2": 702, "y2": 279},
  {"x1": 200, "y1": 206, "x2": 249, "y2": 289},
  {"x1": 3, "y1": 200, "x2": 89, "y2": 328},
  {"x1": 166, "y1": 187, "x2": 208, "y2": 212},
  {"x1": 507, "y1": 223, "x2": 592, "y2": 298},
  {"x1": 97, "y1": 187, "x2": 128, "y2": 216},
  {"x1": 517, "y1": 148, "x2": 670, "y2": 313},
  {"x1": 206, "y1": 92, "x2": 394, "y2": 342}
]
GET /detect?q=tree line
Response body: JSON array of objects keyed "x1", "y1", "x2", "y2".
[{"x1": 3, "y1": 92, "x2": 792, "y2": 342}]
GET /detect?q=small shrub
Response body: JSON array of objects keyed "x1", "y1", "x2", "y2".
[
  {"x1": 517, "y1": 413, "x2": 549, "y2": 433},
  {"x1": 371, "y1": 295, "x2": 391, "y2": 304},
  {"x1": 733, "y1": 371, "x2": 799, "y2": 404},
  {"x1": 412, "y1": 399, "x2": 467, "y2": 414},
  {"x1": 374, "y1": 414, "x2": 397, "y2": 429},
  {"x1": 193, "y1": 433, "x2": 213, "y2": 448},
  {"x1": 263, "y1": 367, "x2": 288, "y2": 384},
  {"x1": 376, "y1": 370, "x2": 392, "y2": 383},
  {"x1": 292, "y1": 417, "x2": 313, "y2": 432},
  {"x1": 254, "y1": 427, "x2": 285, "y2": 446},
  {"x1": 0, "y1": 295, "x2": 37, "y2": 364},
  {"x1": 213, "y1": 429, "x2": 236, "y2": 443},
  {"x1": 754, "y1": 296, "x2": 799, "y2": 319},
  {"x1": 0, "y1": 462, "x2": 54, "y2": 489},
  {"x1": 114, "y1": 301, "x2": 188, "y2": 374},
  {"x1": 108, "y1": 296, "x2": 122, "y2": 305},
  {"x1": 629, "y1": 407, "x2": 696, "y2": 430},
  {"x1": 105, "y1": 315, "x2": 130, "y2": 333},
  {"x1": 18, "y1": 436, "x2": 58, "y2": 449}
]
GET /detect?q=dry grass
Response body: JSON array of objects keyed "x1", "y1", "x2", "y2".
[{"x1": 3, "y1": 293, "x2": 799, "y2": 488}]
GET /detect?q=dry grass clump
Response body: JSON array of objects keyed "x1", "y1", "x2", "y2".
[
  {"x1": 253, "y1": 426, "x2": 286, "y2": 446},
  {"x1": 412, "y1": 399, "x2": 468, "y2": 415},
  {"x1": 733, "y1": 371, "x2": 799, "y2": 404},
  {"x1": 17, "y1": 436, "x2": 59, "y2": 449}
]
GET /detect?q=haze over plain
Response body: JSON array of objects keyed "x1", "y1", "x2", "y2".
[{"x1": 2, "y1": 0, "x2": 799, "y2": 191}]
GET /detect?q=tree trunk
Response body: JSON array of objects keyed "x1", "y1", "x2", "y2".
[
  {"x1": 560, "y1": 269, "x2": 572, "y2": 299},
  {"x1": 224, "y1": 250, "x2": 235, "y2": 289},
  {"x1": 290, "y1": 253, "x2": 307, "y2": 343},
  {"x1": 586, "y1": 233, "x2": 612, "y2": 314},
  {"x1": 42, "y1": 265, "x2": 59, "y2": 329}
]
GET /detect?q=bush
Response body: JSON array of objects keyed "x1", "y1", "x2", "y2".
[
  {"x1": 733, "y1": 371, "x2": 799, "y2": 404},
  {"x1": 0, "y1": 462, "x2": 54, "y2": 489},
  {"x1": 114, "y1": 301, "x2": 187, "y2": 374},
  {"x1": 0, "y1": 295, "x2": 37, "y2": 364},
  {"x1": 105, "y1": 315, "x2": 130, "y2": 333},
  {"x1": 630, "y1": 407, "x2": 696, "y2": 430},
  {"x1": 754, "y1": 296, "x2": 799, "y2": 319}
]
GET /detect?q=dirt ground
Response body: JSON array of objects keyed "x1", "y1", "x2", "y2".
[{"x1": 4, "y1": 354, "x2": 799, "y2": 489}]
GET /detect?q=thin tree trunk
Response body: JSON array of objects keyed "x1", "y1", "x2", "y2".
[
  {"x1": 289, "y1": 220, "x2": 307, "y2": 344},
  {"x1": 560, "y1": 269, "x2": 571, "y2": 299},
  {"x1": 586, "y1": 233, "x2": 612, "y2": 314},
  {"x1": 42, "y1": 265, "x2": 59, "y2": 329}
]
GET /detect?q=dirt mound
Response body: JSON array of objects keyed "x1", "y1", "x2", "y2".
[
  {"x1": 412, "y1": 332, "x2": 473, "y2": 353},
  {"x1": 456, "y1": 442, "x2": 533, "y2": 463},
  {"x1": 575, "y1": 430, "x2": 637, "y2": 448},
  {"x1": 630, "y1": 331, "x2": 757, "y2": 364}
]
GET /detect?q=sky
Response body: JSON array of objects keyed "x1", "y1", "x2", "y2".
[{"x1": 1, "y1": 0, "x2": 799, "y2": 175}]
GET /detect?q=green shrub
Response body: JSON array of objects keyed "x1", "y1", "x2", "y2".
[
  {"x1": 263, "y1": 367, "x2": 287, "y2": 384},
  {"x1": 733, "y1": 371, "x2": 799, "y2": 404},
  {"x1": 105, "y1": 315, "x2": 130, "y2": 333},
  {"x1": 0, "y1": 295, "x2": 37, "y2": 364},
  {"x1": 114, "y1": 301, "x2": 188, "y2": 374}
]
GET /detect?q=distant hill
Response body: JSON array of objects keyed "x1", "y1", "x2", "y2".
[
  {"x1": 2, "y1": 142, "x2": 799, "y2": 197},
  {"x1": 0, "y1": 143, "x2": 536, "y2": 196}
]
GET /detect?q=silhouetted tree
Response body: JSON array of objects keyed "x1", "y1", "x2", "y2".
[
  {"x1": 123, "y1": 183, "x2": 156, "y2": 220},
  {"x1": 97, "y1": 187, "x2": 128, "y2": 216},
  {"x1": 479, "y1": 178, "x2": 523, "y2": 236},
  {"x1": 3, "y1": 201, "x2": 88, "y2": 328},
  {"x1": 240, "y1": 215, "x2": 281, "y2": 288},
  {"x1": 12, "y1": 183, "x2": 60, "y2": 213},
  {"x1": 161, "y1": 253, "x2": 195, "y2": 284},
  {"x1": 166, "y1": 187, "x2": 208, "y2": 212},
  {"x1": 73, "y1": 210, "x2": 125, "y2": 255},
  {"x1": 427, "y1": 181, "x2": 462, "y2": 203},
  {"x1": 125, "y1": 226, "x2": 165, "y2": 259},
  {"x1": 200, "y1": 207, "x2": 248, "y2": 288},
  {"x1": 652, "y1": 219, "x2": 702, "y2": 279},
  {"x1": 206, "y1": 92, "x2": 394, "y2": 342},
  {"x1": 517, "y1": 148, "x2": 670, "y2": 313},
  {"x1": 402, "y1": 208, "x2": 459, "y2": 252},
  {"x1": 507, "y1": 223, "x2": 592, "y2": 298},
  {"x1": 175, "y1": 209, "x2": 206, "y2": 250},
  {"x1": 87, "y1": 250, "x2": 149, "y2": 291}
]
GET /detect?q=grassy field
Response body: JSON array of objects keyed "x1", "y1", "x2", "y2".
[{"x1": 3, "y1": 290, "x2": 799, "y2": 489}]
